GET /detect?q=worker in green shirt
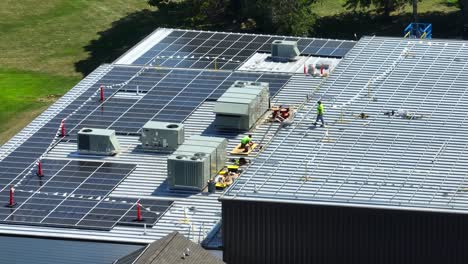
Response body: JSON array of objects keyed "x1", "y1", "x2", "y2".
[
  {"x1": 239, "y1": 134, "x2": 253, "y2": 152},
  {"x1": 314, "y1": 101, "x2": 325, "y2": 127}
]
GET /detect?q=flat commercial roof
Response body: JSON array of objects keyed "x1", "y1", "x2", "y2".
[
  {"x1": 221, "y1": 36, "x2": 468, "y2": 214},
  {"x1": 0, "y1": 28, "x2": 341, "y2": 243}
]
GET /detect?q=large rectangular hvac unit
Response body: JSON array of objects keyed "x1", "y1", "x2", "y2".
[
  {"x1": 184, "y1": 135, "x2": 227, "y2": 176},
  {"x1": 140, "y1": 121, "x2": 184, "y2": 151},
  {"x1": 167, "y1": 136, "x2": 227, "y2": 191},
  {"x1": 213, "y1": 81, "x2": 269, "y2": 130},
  {"x1": 271, "y1": 40, "x2": 300, "y2": 62},
  {"x1": 77, "y1": 128, "x2": 120, "y2": 155},
  {"x1": 167, "y1": 151, "x2": 211, "y2": 190}
]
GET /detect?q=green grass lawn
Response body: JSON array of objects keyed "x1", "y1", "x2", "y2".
[
  {"x1": 0, "y1": 0, "x2": 151, "y2": 144},
  {"x1": 0, "y1": 69, "x2": 79, "y2": 141}
]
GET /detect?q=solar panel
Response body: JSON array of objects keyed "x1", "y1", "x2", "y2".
[
  {"x1": 1, "y1": 159, "x2": 137, "y2": 230},
  {"x1": 0, "y1": 64, "x2": 291, "y2": 229},
  {"x1": 78, "y1": 197, "x2": 173, "y2": 228},
  {"x1": 130, "y1": 30, "x2": 356, "y2": 70},
  {"x1": 60, "y1": 66, "x2": 292, "y2": 136}
]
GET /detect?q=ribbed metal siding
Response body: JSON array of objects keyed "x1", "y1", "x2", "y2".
[{"x1": 223, "y1": 200, "x2": 468, "y2": 264}]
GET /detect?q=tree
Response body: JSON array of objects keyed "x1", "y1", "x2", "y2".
[
  {"x1": 190, "y1": 0, "x2": 231, "y2": 25},
  {"x1": 232, "y1": 0, "x2": 318, "y2": 35},
  {"x1": 343, "y1": 0, "x2": 415, "y2": 17},
  {"x1": 270, "y1": 0, "x2": 317, "y2": 35},
  {"x1": 462, "y1": 0, "x2": 468, "y2": 39},
  {"x1": 147, "y1": 0, "x2": 231, "y2": 28},
  {"x1": 148, "y1": 0, "x2": 319, "y2": 35},
  {"x1": 147, "y1": 0, "x2": 319, "y2": 35}
]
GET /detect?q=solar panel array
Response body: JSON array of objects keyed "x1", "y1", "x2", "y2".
[
  {"x1": 224, "y1": 37, "x2": 468, "y2": 212},
  {"x1": 0, "y1": 82, "x2": 109, "y2": 204},
  {"x1": 79, "y1": 197, "x2": 173, "y2": 228},
  {"x1": 0, "y1": 66, "x2": 290, "y2": 231},
  {"x1": 0, "y1": 159, "x2": 172, "y2": 230},
  {"x1": 0, "y1": 28, "x2": 356, "y2": 235},
  {"x1": 66, "y1": 66, "x2": 291, "y2": 135},
  {"x1": 131, "y1": 29, "x2": 355, "y2": 70}
]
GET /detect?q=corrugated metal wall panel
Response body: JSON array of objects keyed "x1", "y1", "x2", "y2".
[{"x1": 222, "y1": 200, "x2": 468, "y2": 264}]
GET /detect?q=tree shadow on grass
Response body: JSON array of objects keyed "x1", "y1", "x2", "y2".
[
  {"x1": 312, "y1": 10, "x2": 463, "y2": 40},
  {"x1": 74, "y1": 6, "x2": 202, "y2": 76}
]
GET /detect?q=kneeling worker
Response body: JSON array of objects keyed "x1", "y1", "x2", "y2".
[{"x1": 239, "y1": 134, "x2": 253, "y2": 152}]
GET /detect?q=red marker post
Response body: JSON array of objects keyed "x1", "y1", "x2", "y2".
[
  {"x1": 37, "y1": 161, "x2": 43, "y2": 177},
  {"x1": 60, "y1": 119, "x2": 66, "y2": 137},
  {"x1": 100, "y1": 85, "x2": 104, "y2": 102},
  {"x1": 303, "y1": 64, "x2": 307, "y2": 75},
  {"x1": 136, "y1": 200, "x2": 142, "y2": 221},
  {"x1": 9, "y1": 186, "x2": 16, "y2": 207}
]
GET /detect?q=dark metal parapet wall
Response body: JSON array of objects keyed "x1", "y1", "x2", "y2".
[{"x1": 222, "y1": 200, "x2": 468, "y2": 264}]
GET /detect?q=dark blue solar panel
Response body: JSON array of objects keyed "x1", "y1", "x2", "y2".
[
  {"x1": 35, "y1": 66, "x2": 291, "y2": 135},
  {"x1": 132, "y1": 30, "x2": 355, "y2": 70},
  {"x1": 116, "y1": 198, "x2": 173, "y2": 227},
  {"x1": 0, "y1": 159, "x2": 136, "y2": 230}
]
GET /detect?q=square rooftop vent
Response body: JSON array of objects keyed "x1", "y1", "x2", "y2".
[{"x1": 271, "y1": 40, "x2": 300, "y2": 62}]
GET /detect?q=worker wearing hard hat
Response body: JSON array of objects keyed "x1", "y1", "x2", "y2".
[
  {"x1": 314, "y1": 101, "x2": 325, "y2": 127},
  {"x1": 239, "y1": 134, "x2": 253, "y2": 152}
]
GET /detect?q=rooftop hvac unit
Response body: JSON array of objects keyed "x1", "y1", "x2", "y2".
[
  {"x1": 184, "y1": 135, "x2": 227, "y2": 176},
  {"x1": 167, "y1": 136, "x2": 227, "y2": 191},
  {"x1": 271, "y1": 40, "x2": 300, "y2": 62},
  {"x1": 167, "y1": 153, "x2": 211, "y2": 191},
  {"x1": 213, "y1": 81, "x2": 269, "y2": 130},
  {"x1": 140, "y1": 121, "x2": 184, "y2": 151},
  {"x1": 77, "y1": 128, "x2": 120, "y2": 155}
]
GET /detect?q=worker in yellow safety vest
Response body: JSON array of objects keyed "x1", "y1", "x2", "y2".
[
  {"x1": 239, "y1": 134, "x2": 253, "y2": 152},
  {"x1": 314, "y1": 101, "x2": 325, "y2": 127}
]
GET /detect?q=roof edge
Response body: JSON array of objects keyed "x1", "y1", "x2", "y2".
[{"x1": 219, "y1": 194, "x2": 468, "y2": 215}]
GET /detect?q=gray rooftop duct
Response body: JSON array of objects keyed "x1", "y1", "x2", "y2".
[
  {"x1": 271, "y1": 40, "x2": 300, "y2": 61},
  {"x1": 77, "y1": 128, "x2": 120, "y2": 155}
]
